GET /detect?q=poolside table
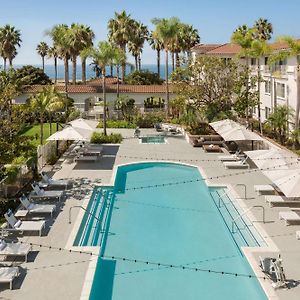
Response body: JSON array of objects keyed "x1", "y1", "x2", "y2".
[{"x1": 203, "y1": 144, "x2": 223, "y2": 153}]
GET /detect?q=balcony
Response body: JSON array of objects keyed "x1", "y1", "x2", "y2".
[{"x1": 263, "y1": 65, "x2": 287, "y2": 74}]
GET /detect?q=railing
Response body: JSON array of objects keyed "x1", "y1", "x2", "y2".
[
  {"x1": 263, "y1": 65, "x2": 287, "y2": 74},
  {"x1": 232, "y1": 205, "x2": 265, "y2": 233},
  {"x1": 216, "y1": 184, "x2": 247, "y2": 207},
  {"x1": 68, "y1": 205, "x2": 101, "y2": 224}
]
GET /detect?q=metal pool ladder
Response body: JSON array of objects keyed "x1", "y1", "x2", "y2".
[{"x1": 231, "y1": 205, "x2": 265, "y2": 233}]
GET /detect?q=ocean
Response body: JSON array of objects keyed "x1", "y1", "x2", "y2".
[{"x1": 14, "y1": 64, "x2": 173, "y2": 81}]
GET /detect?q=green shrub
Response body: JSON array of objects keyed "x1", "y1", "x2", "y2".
[
  {"x1": 135, "y1": 112, "x2": 165, "y2": 128},
  {"x1": 47, "y1": 152, "x2": 59, "y2": 165},
  {"x1": 124, "y1": 70, "x2": 163, "y2": 85},
  {"x1": 4, "y1": 165, "x2": 20, "y2": 184},
  {"x1": 97, "y1": 120, "x2": 136, "y2": 128},
  {"x1": 144, "y1": 97, "x2": 165, "y2": 109},
  {"x1": 91, "y1": 133, "x2": 123, "y2": 144},
  {"x1": 15, "y1": 65, "x2": 52, "y2": 85}
]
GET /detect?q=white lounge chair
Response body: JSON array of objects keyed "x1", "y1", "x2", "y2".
[
  {"x1": 75, "y1": 155, "x2": 98, "y2": 162},
  {"x1": 218, "y1": 153, "x2": 243, "y2": 162},
  {"x1": 223, "y1": 158, "x2": 249, "y2": 169},
  {"x1": 0, "y1": 266, "x2": 19, "y2": 289},
  {"x1": 279, "y1": 210, "x2": 300, "y2": 225},
  {"x1": 40, "y1": 171, "x2": 72, "y2": 189},
  {"x1": 4, "y1": 209, "x2": 45, "y2": 236},
  {"x1": 265, "y1": 195, "x2": 300, "y2": 208},
  {"x1": 19, "y1": 195, "x2": 56, "y2": 217},
  {"x1": 30, "y1": 183, "x2": 63, "y2": 201},
  {"x1": 254, "y1": 184, "x2": 275, "y2": 195},
  {"x1": 0, "y1": 239, "x2": 32, "y2": 262}
]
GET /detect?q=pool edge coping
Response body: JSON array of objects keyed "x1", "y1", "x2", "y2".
[{"x1": 68, "y1": 160, "x2": 280, "y2": 300}]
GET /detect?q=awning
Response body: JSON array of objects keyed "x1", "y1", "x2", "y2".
[{"x1": 47, "y1": 126, "x2": 92, "y2": 141}]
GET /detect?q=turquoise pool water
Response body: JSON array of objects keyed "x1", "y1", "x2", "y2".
[
  {"x1": 75, "y1": 162, "x2": 267, "y2": 300},
  {"x1": 140, "y1": 135, "x2": 166, "y2": 144}
]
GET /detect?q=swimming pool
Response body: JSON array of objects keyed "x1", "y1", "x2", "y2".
[
  {"x1": 75, "y1": 162, "x2": 267, "y2": 300},
  {"x1": 140, "y1": 135, "x2": 166, "y2": 144}
]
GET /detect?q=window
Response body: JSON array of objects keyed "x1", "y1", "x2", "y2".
[
  {"x1": 276, "y1": 83, "x2": 286, "y2": 98},
  {"x1": 265, "y1": 81, "x2": 271, "y2": 94},
  {"x1": 265, "y1": 107, "x2": 271, "y2": 119},
  {"x1": 264, "y1": 57, "x2": 269, "y2": 65},
  {"x1": 251, "y1": 58, "x2": 257, "y2": 65}
]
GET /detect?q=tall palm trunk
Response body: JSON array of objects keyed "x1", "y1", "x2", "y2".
[
  {"x1": 3, "y1": 58, "x2": 6, "y2": 71},
  {"x1": 295, "y1": 65, "x2": 300, "y2": 129},
  {"x1": 110, "y1": 64, "x2": 113, "y2": 77},
  {"x1": 165, "y1": 49, "x2": 169, "y2": 117},
  {"x1": 157, "y1": 49, "x2": 160, "y2": 79},
  {"x1": 40, "y1": 117, "x2": 44, "y2": 145},
  {"x1": 81, "y1": 58, "x2": 87, "y2": 84},
  {"x1": 138, "y1": 54, "x2": 141, "y2": 71},
  {"x1": 9, "y1": 57, "x2": 13, "y2": 67},
  {"x1": 102, "y1": 70, "x2": 107, "y2": 136},
  {"x1": 175, "y1": 52, "x2": 180, "y2": 68},
  {"x1": 257, "y1": 60, "x2": 262, "y2": 134},
  {"x1": 116, "y1": 65, "x2": 120, "y2": 98},
  {"x1": 171, "y1": 52, "x2": 175, "y2": 72},
  {"x1": 42, "y1": 56, "x2": 45, "y2": 72},
  {"x1": 121, "y1": 45, "x2": 126, "y2": 83},
  {"x1": 64, "y1": 57, "x2": 69, "y2": 96},
  {"x1": 54, "y1": 57, "x2": 58, "y2": 84},
  {"x1": 72, "y1": 55, "x2": 77, "y2": 84},
  {"x1": 134, "y1": 55, "x2": 138, "y2": 71}
]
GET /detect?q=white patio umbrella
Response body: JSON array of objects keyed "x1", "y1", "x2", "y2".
[
  {"x1": 244, "y1": 148, "x2": 298, "y2": 170},
  {"x1": 47, "y1": 126, "x2": 92, "y2": 141},
  {"x1": 210, "y1": 119, "x2": 240, "y2": 134},
  {"x1": 68, "y1": 118, "x2": 98, "y2": 131},
  {"x1": 220, "y1": 125, "x2": 263, "y2": 142},
  {"x1": 263, "y1": 168, "x2": 300, "y2": 197}
]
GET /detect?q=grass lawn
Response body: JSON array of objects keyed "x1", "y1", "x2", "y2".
[{"x1": 22, "y1": 123, "x2": 61, "y2": 146}]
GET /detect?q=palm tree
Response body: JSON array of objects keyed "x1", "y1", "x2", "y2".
[
  {"x1": 231, "y1": 25, "x2": 255, "y2": 123},
  {"x1": 29, "y1": 86, "x2": 65, "y2": 145},
  {"x1": 89, "y1": 42, "x2": 115, "y2": 135},
  {"x1": 152, "y1": 17, "x2": 181, "y2": 116},
  {"x1": 36, "y1": 42, "x2": 49, "y2": 72},
  {"x1": 47, "y1": 46, "x2": 59, "y2": 83},
  {"x1": 0, "y1": 25, "x2": 22, "y2": 70},
  {"x1": 108, "y1": 11, "x2": 135, "y2": 82},
  {"x1": 180, "y1": 24, "x2": 200, "y2": 59},
  {"x1": 113, "y1": 47, "x2": 126, "y2": 98},
  {"x1": 47, "y1": 24, "x2": 72, "y2": 93},
  {"x1": 270, "y1": 37, "x2": 300, "y2": 129},
  {"x1": 90, "y1": 59, "x2": 101, "y2": 78},
  {"x1": 254, "y1": 18, "x2": 273, "y2": 41},
  {"x1": 128, "y1": 21, "x2": 148, "y2": 71},
  {"x1": 149, "y1": 31, "x2": 163, "y2": 78}
]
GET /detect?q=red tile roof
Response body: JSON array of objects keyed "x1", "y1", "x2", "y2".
[
  {"x1": 191, "y1": 44, "x2": 222, "y2": 53},
  {"x1": 25, "y1": 83, "x2": 173, "y2": 94},
  {"x1": 206, "y1": 43, "x2": 241, "y2": 55}
]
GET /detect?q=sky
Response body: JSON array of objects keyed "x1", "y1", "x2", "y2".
[{"x1": 1, "y1": 0, "x2": 300, "y2": 66}]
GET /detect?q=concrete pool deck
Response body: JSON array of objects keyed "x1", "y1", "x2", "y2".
[{"x1": 1, "y1": 128, "x2": 299, "y2": 300}]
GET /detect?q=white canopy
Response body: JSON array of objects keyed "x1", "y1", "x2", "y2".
[
  {"x1": 68, "y1": 118, "x2": 98, "y2": 131},
  {"x1": 219, "y1": 125, "x2": 263, "y2": 142},
  {"x1": 263, "y1": 168, "x2": 300, "y2": 197},
  {"x1": 47, "y1": 126, "x2": 92, "y2": 141},
  {"x1": 245, "y1": 148, "x2": 298, "y2": 170},
  {"x1": 210, "y1": 119, "x2": 239, "y2": 134}
]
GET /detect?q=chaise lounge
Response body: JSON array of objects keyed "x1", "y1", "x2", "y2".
[
  {"x1": 265, "y1": 195, "x2": 300, "y2": 208},
  {"x1": 279, "y1": 209, "x2": 300, "y2": 225},
  {"x1": 223, "y1": 157, "x2": 249, "y2": 169},
  {"x1": 40, "y1": 171, "x2": 72, "y2": 189},
  {"x1": 4, "y1": 209, "x2": 45, "y2": 236},
  {"x1": 19, "y1": 195, "x2": 56, "y2": 217},
  {"x1": 0, "y1": 266, "x2": 19, "y2": 290},
  {"x1": 254, "y1": 184, "x2": 275, "y2": 195},
  {"x1": 0, "y1": 239, "x2": 32, "y2": 262},
  {"x1": 30, "y1": 183, "x2": 64, "y2": 201}
]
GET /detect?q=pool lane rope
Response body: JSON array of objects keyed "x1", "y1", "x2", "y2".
[{"x1": 17, "y1": 241, "x2": 271, "y2": 281}]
